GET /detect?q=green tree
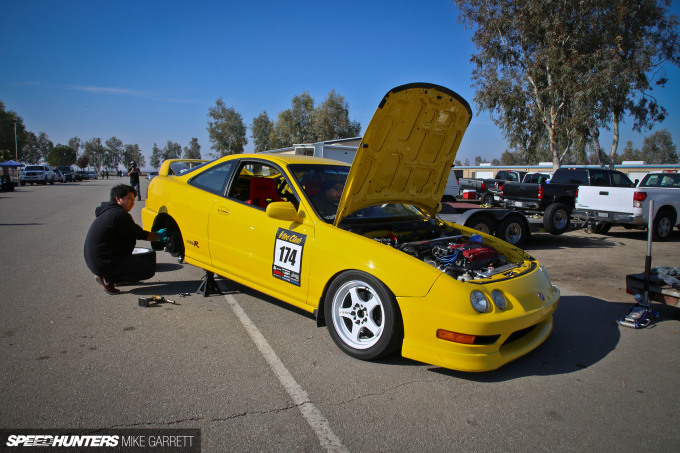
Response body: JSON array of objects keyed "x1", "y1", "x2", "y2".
[
  {"x1": 251, "y1": 111, "x2": 274, "y2": 151},
  {"x1": 122, "y1": 144, "x2": 145, "y2": 169},
  {"x1": 104, "y1": 136, "x2": 124, "y2": 170},
  {"x1": 587, "y1": 0, "x2": 679, "y2": 167},
  {"x1": 76, "y1": 154, "x2": 90, "y2": 170},
  {"x1": 312, "y1": 90, "x2": 361, "y2": 141},
  {"x1": 0, "y1": 101, "x2": 28, "y2": 161},
  {"x1": 183, "y1": 138, "x2": 201, "y2": 159},
  {"x1": 23, "y1": 132, "x2": 42, "y2": 164},
  {"x1": 83, "y1": 138, "x2": 104, "y2": 170},
  {"x1": 207, "y1": 98, "x2": 248, "y2": 156},
  {"x1": 68, "y1": 137, "x2": 81, "y2": 156},
  {"x1": 1, "y1": 149, "x2": 13, "y2": 161},
  {"x1": 150, "y1": 143, "x2": 163, "y2": 169},
  {"x1": 162, "y1": 141, "x2": 182, "y2": 161},
  {"x1": 47, "y1": 145, "x2": 77, "y2": 167},
  {"x1": 36, "y1": 132, "x2": 53, "y2": 162},
  {"x1": 641, "y1": 129, "x2": 678, "y2": 164},
  {"x1": 454, "y1": 0, "x2": 680, "y2": 170},
  {"x1": 270, "y1": 92, "x2": 316, "y2": 148},
  {"x1": 619, "y1": 140, "x2": 643, "y2": 162}
]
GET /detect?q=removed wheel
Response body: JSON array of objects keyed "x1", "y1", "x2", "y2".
[
  {"x1": 132, "y1": 247, "x2": 157, "y2": 267},
  {"x1": 480, "y1": 192, "x2": 494, "y2": 205},
  {"x1": 652, "y1": 210, "x2": 675, "y2": 241},
  {"x1": 325, "y1": 271, "x2": 402, "y2": 361},
  {"x1": 543, "y1": 203, "x2": 571, "y2": 235},
  {"x1": 496, "y1": 215, "x2": 528, "y2": 246}
]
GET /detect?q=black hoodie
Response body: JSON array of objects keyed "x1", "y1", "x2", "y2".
[{"x1": 83, "y1": 201, "x2": 149, "y2": 275}]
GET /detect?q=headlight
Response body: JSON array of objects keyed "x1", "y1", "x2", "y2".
[
  {"x1": 491, "y1": 289, "x2": 508, "y2": 310},
  {"x1": 470, "y1": 290, "x2": 490, "y2": 313}
]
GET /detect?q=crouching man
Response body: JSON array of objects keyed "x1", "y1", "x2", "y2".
[{"x1": 84, "y1": 184, "x2": 167, "y2": 294}]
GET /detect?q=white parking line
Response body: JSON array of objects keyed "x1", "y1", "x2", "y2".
[{"x1": 224, "y1": 294, "x2": 348, "y2": 453}]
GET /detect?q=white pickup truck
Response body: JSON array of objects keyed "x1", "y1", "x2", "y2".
[{"x1": 573, "y1": 171, "x2": 680, "y2": 240}]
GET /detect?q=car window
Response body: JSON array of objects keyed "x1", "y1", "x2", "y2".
[
  {"x1": 589, "y1": 170, "x2": 610, "y2": 186},
  {"x1": 640, "y1": 173, "x2": 680, "y2": 187},
  {"x1": 190, "y1": 161, "x2": 236, "y2": 195},
  {"x1": 551, "y1": 169, "x2": 588, "y2": 184},
  {"x1": 611, "y1": 171, "x2": 635, "y2": 187},
  {"x1": 289, "y1": 164, "x2": 350, "y2": 222},
  {"x1": 227, "y1": 161, "x2": 299, "y2": 210}
]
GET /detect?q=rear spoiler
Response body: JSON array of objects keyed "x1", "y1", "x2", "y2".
[{"x1": 158, "y1": 159, "x2": 209, "y2": 177}]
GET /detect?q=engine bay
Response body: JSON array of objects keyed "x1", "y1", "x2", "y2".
[{"x1": 342, "y1": 218, "x2": 522, "y2": 281}]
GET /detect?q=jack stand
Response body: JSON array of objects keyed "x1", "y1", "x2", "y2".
[{"x1": 197, "y1": 271, "x2": 223, "y2": 297}]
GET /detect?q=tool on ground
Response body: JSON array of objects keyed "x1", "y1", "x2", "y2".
[
  {"x1": 138, "y1": 295, "x2": 176, "y2": 307},
  {"x1": 619, "y1": 200, "x2": 658, "y2": 329}
]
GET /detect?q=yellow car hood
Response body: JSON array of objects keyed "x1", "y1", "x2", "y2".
[{"x1": 335, "y1": 83, "x2": 472, "y2": 226}]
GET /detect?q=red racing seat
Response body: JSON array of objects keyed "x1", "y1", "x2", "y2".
[{"x1": 248, "y1": 177, "x2": 282, "y2": 208}]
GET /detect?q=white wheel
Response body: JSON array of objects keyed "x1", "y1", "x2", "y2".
[{"x1": 325, "y1": 271, "x2": 402, "y2": 360}]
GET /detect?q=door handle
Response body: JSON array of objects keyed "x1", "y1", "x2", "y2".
[
  {"x1": 599, "y1": 191, "x2": 609, "y2": 195},
  {"x1": 217, "y1": 207, "x2": 230, "y2": 215}
]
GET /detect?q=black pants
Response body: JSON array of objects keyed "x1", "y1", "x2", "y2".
[{"x1": 102, "y1": 254, "x2": 155, "y2": 283}]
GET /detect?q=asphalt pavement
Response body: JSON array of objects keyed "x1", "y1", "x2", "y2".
[{"x1": 0, "y1": 177, "x2": 678, "y2": 452}]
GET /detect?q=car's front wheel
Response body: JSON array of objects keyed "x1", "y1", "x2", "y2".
[{"x1": 325, "y1": 271, "x2": 402, "y2": 361}]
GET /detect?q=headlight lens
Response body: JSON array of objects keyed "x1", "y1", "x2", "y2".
[
  {"x1": 470, "y1": 290, "x2": 490, "y2": 313},
  {"x1": 491, "y1": 289, "x2": 508, "y2": 310}
]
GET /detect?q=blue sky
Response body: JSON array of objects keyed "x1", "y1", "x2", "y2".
[{"x1": 2, "y1": 0, "x2": 679, "y2": 167}]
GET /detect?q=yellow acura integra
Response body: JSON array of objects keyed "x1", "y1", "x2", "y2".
[{"x1": 142, "y1": 83, "x2": 559, "y2": 372}]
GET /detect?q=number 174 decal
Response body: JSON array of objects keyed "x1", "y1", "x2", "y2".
[{"x1": 272, "y1": 228, "x2": 306, "y2": 286}]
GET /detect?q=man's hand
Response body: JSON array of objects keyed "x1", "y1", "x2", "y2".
[{"x1": 156, "y1": 228, "x2": 169, "y2": 242}]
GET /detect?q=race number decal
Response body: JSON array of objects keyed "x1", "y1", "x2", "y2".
[{"x1": 272, "y1": 228, "x2": 306, "y2": 286}]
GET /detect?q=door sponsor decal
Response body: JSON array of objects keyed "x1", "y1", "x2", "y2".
[{"x1": 272, "y1": 228, "x2": 306, "y2": 286}]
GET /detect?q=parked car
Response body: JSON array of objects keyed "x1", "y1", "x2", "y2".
[
  {"x1": 54, "y1": 169, "x2": 67, "y2": 183},
  {"x1": 19, "y1": 165, "x2": 55, "y2": 185},
  {"x1": 500, "y1": 168, "x2": 635, "y2": 234},
  {"x1": 75, "y1": 170, "x2": 89, "y2": 180},
  {"x1": 55, "y1": 166, "x2": 75, "y2": 182},
  {"x1": 459, "y1": 170, "x2": 528, "y2": 205},
  {"x1": 88, "y1": 170, "x2": 98, "y2": 180},
  {"x1": 147, "y1": 171, "x2": 159, "y2": 180},
  {"x1": 574, "y1": 170, "x2": 680, "y2": 240},
  {"x1": 142, "y1": 83, "x2": 560, "y2": 372}
]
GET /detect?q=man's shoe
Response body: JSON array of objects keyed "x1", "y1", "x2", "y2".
[{"x1": 95, "y1": 276, "x2": 121, "y2": 295}]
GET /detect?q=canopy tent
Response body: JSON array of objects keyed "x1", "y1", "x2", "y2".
[{"x1": 0, "y1": 160, "x2": 25, "y2": 167}]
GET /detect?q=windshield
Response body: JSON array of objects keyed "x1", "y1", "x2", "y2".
[
  {"x1": 639, "y1": 173, "x2": 680, "y2": 187},
  {"x1": 25, "y1": 166, "x2": 43, "y2": 171},
  {"x1": 289, "y1": 163, "x2": 429, "y2": 223}
]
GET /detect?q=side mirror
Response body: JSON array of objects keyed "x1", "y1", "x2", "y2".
[{"x1": 266, "y1": 201, "x2": 303, "y2": 223}]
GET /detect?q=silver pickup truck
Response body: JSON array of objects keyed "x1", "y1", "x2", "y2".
[{"x1": 574, "y1": 171, "x2": 680, "y2": 240}]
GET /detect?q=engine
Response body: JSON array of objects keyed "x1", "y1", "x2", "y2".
[{"x1": 375, "y1": 233, "x2": 513, "y2": 280}]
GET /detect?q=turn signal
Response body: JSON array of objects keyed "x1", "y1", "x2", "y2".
[{"x1": 437, "y1": 329, "x2": 476, "y2": 344}]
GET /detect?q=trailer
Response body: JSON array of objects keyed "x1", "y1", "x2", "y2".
[{"x1": 438, "y1": 202, "x2": 534, "y2": 246}]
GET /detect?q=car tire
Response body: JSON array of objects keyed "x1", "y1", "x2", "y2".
[
  {"x1": 20, "y1": 181, "x2": 25, "y2": 186},
  {"x1": 543, "y1": 203, "x2": 571, "y2": 235},
  {"x1": 467, "y1": 216, "x2": 494, "y2": 235},
  {"x1": 480, "y1": 192, "x2": 494, "y2": 205},
  {"x1": 132, "y1": 247, "x2": 157, "y2": 267},
  {"x1": 496, "y1": 215, "x2": 527, "y2": 246},
  {"x1": 652, "y1": 210, "x2": 675, "y2": 241},
  {"x1": 325, "y1": 271, "x2": 402, "y2": 361}
]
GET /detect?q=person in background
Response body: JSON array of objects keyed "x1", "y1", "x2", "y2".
[
  {"x1": 84, "y1": 184, "x2": 167, "y2": 294},
  {"x1": 128, "y1": 161, "x2": 142, "y2": 200}
]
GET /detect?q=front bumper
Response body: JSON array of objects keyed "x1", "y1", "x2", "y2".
[{"x1": 397, "y1": 268, "x2": 560, "y2": 372}]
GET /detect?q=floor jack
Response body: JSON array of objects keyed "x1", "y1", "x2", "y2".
[{"x1": 619, "y1": 201, "x2": 659, "y2": 329}]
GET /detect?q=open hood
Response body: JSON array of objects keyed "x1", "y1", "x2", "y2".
[{"x1": 335, "y1": 83, "x2": 472, "y2": 226}]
